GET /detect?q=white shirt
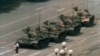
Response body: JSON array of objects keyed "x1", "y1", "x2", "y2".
[{"x1": 16, "y1": 43, "x2": 19, "y2": 47}]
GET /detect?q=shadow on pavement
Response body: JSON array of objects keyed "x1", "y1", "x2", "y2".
[{"x1": 0, "y1": 1, "x2": 22, "y2": 14}]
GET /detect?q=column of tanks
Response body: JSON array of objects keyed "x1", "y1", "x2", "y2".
[{"x1": 16, "y1": 6, "x2": 95, "y2": 49}]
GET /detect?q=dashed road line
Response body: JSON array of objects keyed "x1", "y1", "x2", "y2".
[
  {"x1": 20, "y1": 50, "x2": 27, "y2": 54},
  {"x1": 82, "y1": 50, "x2": 90, "y2": 54},
  {"x1": 57, "y1": 8, "x2": 65, "y2": 11},
  {"x1": 0, "y1": 47, "x2": 6, "y2": 48},
  {"x1": 28, "y1": 51, "x2": 42, "y2": 56},
  {"x1": 0, "y1": 50, "x2": 12, "y2": 56},
  {"x1": 19, "y1": 6, "x2": 25, "y2": 8},
  {"x1": 36, "y1": 7, "x2": 44, "y2": 10},
  {"x1": 47, "y1": 52, "x2": 54, "y2": 56},
  {"x1": 4, "y1": 43, "x2": 14, "y2": 47},
  {"x1": 80, "y1": 39, "x2": 87, "y2": 43},
  {"x1": 0, "y1": 42, "x2": 6, "y2": 44}
]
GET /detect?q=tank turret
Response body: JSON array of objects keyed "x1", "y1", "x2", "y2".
[
  {"x1": 43, "y1": 20, "x2": 67, "y2": 43},
  {"x1": 73, "y1": 6, "x2": 95, "y2": 27},
  {"x1": 58, "y1": 14, "x2": 81, "y2": 35}
]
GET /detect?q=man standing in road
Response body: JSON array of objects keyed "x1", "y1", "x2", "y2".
[{"x1": 15, "y1": 42, "x2": 19, "y2": 53}]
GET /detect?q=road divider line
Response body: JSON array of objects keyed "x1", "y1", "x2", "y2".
[
  {"x1": 20, "y1": 50, "x2": 27, "y2": 54},
  {"x1": 57, "y1": 8, "x2": 65, "y2": 11},
  {"x1": 47, "y1": 52, "x2": 54, "y2": 56},
  {"x1": 19, "y1": 6, "x2": 25, "y2": 8},
  {"x1": 0, "y1": 50, "x2": 12, "y2": 55},
  {"x1": 36, "y1": 7, "x2": 44, "y2": 10},
  {"x1": 4, "y1": 43, "x2": 14, "y2": 47},
  {"x1": 80, "y1": 39, "x2": 87, "y2": 42},
  {"x1": 28, "y1": 51, "x2": 42, "y2": 56},
  {"x1": 0, "y1": 47, "x2": 6, "y2": 48},
  {"x1": 12, "y1": 53, "x2": 19, "y2": 56},
  {"x1": 0, "y1": 42, "x2": 6, "y2": 44},
  {"x1": 82, "y1": 50, "x2": 89, "y2": 54}
]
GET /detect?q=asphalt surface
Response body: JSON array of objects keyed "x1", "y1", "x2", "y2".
[{"x1": 0, "y1": 0, "x2": 100, "y2": 56}]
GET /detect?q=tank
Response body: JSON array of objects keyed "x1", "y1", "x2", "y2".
[
  {"x1": 43, "y1": 20, "x2": 67, "y2": 43},
  {"x1": 16, "y1": 26, "x2": 50, "y2": 49},
  {"x1": 58, "y1": 14, "x2": 81, "y2": 35},
  {"x1": 73, "y1": 6, "x2": 95, "y2": 27}
]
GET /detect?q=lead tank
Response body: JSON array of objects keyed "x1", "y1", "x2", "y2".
[
  {"x1": 58, "y1": 14, "x2": 81, "y2": 35},
  {"x1": 42, "y1": 20, "x2": 67, "y2": 43},
  {"x1": 73, "y1": 6, "x2": 95, "y2": 27},
  {"x1": 16, "y1": 26, "x2": 50, "y2": 49}
]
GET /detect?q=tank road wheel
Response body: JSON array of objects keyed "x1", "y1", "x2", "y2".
[
  {"x1": 74, "y1": 25, "x2": 81, "y2": 35},
  {"x1": 54, "y1": 32, "x2": 67, "y2": 43},
  {"x1": 68, "y1": 25, "x2": 81, "y2": 35},
  {"x1": 38, "y1": 38, "x2": 49, "y2": 49}
]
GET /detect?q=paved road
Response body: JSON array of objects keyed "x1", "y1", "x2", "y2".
[{"x1": 0, "y1": 0, "x2": 100, "y2": 56}]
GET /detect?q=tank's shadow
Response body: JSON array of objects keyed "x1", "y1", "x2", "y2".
[
  {"x1": 0, "y1": 1, "x2": 21, "y2": 14},
  {"x1": 26, "y1": 0, "x2": 50, "y2": 3},
  {"x1": 19, "y1": 45, "x2": 51, "y2": 50},
  {"x1": 82, "y1": 24, "x2": 96, "y2": 28},
  {"x1": 65, "y1": 39, "x2": 73, "y2": 42},
  {"x1": 68, "y1": 32, "x2": 83, "y2": 36}
]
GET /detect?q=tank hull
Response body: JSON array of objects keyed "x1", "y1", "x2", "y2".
[
  {"x1": 67, "y1": 24, "x2": 81, "y2": 35},
  {"x1": 81, "y1": 15, "x2": 95, "y2": 27},
  {"x1": 18, "y1": 38, "x2": 50, "y2": 49},
  {"x1": 50, "y1": 31, "x2": 67, "y2": 43}
]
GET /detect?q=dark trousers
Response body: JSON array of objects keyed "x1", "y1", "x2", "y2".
[{"x1": 15, "y1": 47, "x2": 19, "y2": 53}]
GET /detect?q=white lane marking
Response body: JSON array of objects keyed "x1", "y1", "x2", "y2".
[
  {"x1": 20, "y1": 50, "x2": 27, "y2": 54},
  {"x1": 19, "y1": 6, "x2": 25, "y2": 8},
  {"x1": 57, "y1": 8, "x2": 65, "y2": 11},
  {"x1": 92, "y1": 33, "x2": 100, "y2": 37},
  {"x1": 12, "y1": 54, "x2": 19, "y2": 56},
  {"x1": 80, "y1": 39, "x2": 87, "y2": 42},
  {"x1": 82, "y1": 50, "x2": 89, "y2": 54},
  {"x1": 0, "y1": 42, "x2": 6, "y2": 44},
  {"x1": 28, "y1": 51, "x2": 41, "y2": 56},
  {"x1": 0, "y1": 7, "x2": 53, "y2": 28},
  {"x1": 0, "y1": 14, "x2": 36, "y2": 28},
  {"x1": 0, "y1": 9, "x2": 72, "y2": 38},
  {"x1": 4, "y1": 43, "x2": 14, "y2": 47},
  {"x1": 0, "y1": 47, "x2": 6, "y2": 48},
  {"x1": 0, "y1": 50, "x2": 12, "y2": 55},
  {"x1": 12, "y1": 50, "x2": 27, "y2": 56},
  {"x1": 47, "y1": 52, "x2": 54, "y2": 56},
  {"x1": 36, "y1": 7, "x2": 44, "y2": 10}
]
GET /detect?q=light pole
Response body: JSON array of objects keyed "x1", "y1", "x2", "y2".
[
  {"x1": 36, "y1": 7, "x2": 43, "y2": 30},
  {"x1": 59, "y1": 49, "x2": 66, "y2": 56},
  {"x1": 61, "y1": 41, "x2": 67, "y2": 49},
  {"x1": 54, "y1": 42, "x2": 74, "y2": 56},
  {"x1": 68, "y1": 49, "x2": 73, "y2": 56},
  {"x1": 54, "y1": 48, "x2": 59, "y2": 56},
  {"x1": 71, "y1": 0, "x2": 74, "y2": 15},
  {"x1": 57, "y1": 0, "x2": 60, "y2": 15},
  {"x1": 87, "y1": 0, "x2": 89, "y2": 9}
]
